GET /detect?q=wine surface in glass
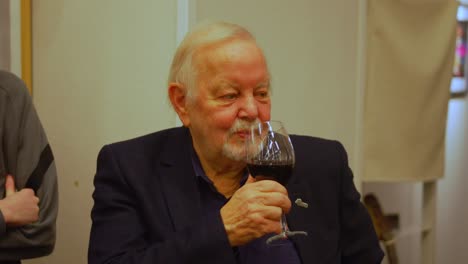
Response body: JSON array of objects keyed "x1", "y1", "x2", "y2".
[{"x1": 247, "y1": 163, "x2": 293, "y2": 186}]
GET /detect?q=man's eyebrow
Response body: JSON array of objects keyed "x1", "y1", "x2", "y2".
[
  {"x1": 211, "y1": 81, "x2": 239, "y2": 93},
  {"x1": 256, "y1": 79, "x2": 270, "y2": 89},
  {"x1": 210, "y1": 79, "x2": 270, "y2": 92}
]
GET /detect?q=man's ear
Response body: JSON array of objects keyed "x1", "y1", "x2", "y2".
[{"x1": 168, "y1": 83, "x2": 191, "y2": 126}]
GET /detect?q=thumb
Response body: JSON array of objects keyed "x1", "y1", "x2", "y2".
[
  {"x1": 5, "y1": 175, "x2": 16, "y2": 197},
  {"x1": 246, "y1": 175, "x2": 256, "y2": 184}
]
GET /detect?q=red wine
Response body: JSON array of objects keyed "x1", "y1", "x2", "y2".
[{"x1": 247, "y1": 163, "x2": 293, "y2": 185}]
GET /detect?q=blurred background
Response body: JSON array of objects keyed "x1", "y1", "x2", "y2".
[{"x1": 1, "y1": 0, "x2": 466, "y2": 263}]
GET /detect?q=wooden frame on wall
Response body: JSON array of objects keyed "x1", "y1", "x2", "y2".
[{"x1": 21, "y1": 0, "x2": 32, "y2": 94}]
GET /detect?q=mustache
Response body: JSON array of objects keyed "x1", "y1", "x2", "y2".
[{"x1": 228, "y1": 119, "x2": 261, "y2": 135}]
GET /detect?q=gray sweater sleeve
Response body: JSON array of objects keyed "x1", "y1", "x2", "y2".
[{"x1": 0, "y1": 71, "x2": 58, "y2": 260}]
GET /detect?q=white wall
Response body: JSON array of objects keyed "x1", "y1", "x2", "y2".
[
  {"x1": 29, "y1": 1, "x2": 177, "y2": 263},
  {"x1": 436, "y1": 97, "x2": 468, "y2": 263}
]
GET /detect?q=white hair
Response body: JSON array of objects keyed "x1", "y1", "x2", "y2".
[{"x1": 167, "y1": 21, "x2": 257, "y2": 100}]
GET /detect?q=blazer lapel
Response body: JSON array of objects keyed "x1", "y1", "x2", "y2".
[
  {"x1": 287, "y1": 179, "x2": 341, "y2": 263},
  {"x1": 286, "y1": 182, "x2": 315, "y2": 263},
  {"x1": 158, "y1": 128, "x2": 202, "y2": 231}
]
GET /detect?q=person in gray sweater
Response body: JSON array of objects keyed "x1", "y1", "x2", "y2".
[{"x1": 0, "y1": 70, "x2": 58, "y2": 263}]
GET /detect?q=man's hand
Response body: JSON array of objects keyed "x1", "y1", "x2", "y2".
[
  {"x1": 0, "y1": 175, "x2": 40, "y2": 226},
  {"x1": 220, "y1": 176, "x2": 291, "y2": 246}
]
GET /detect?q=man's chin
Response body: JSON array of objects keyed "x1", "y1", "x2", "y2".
[{"x1": 222, "y1": 144, "x2": 246, "y2": 162}]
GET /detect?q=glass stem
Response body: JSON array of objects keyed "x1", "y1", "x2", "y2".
[{"x1": 281, "y1": 213, "x2": 289, "y2": 233}]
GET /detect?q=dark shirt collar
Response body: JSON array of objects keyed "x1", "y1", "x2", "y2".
[{"x1": 190, "y1": 146, "x2": 249, "y2": 189}]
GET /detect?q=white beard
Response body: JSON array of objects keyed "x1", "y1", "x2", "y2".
[{"x1": 222, "y1": 118, "x2": 260, "y2": 161}]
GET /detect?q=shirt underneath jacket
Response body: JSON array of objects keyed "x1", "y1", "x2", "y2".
[{"x1": 191, "y1": 147, "x2": 302, "y2": 264}]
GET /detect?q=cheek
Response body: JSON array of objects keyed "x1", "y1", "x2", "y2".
[
  {"x1": 209, "y1": 110, "x2": 240, "y2": 130},
  {"x1": 258, "y1": 103, "x2": 271, "y2": 121}
]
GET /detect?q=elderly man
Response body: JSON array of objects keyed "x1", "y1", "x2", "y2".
[{"x1": 89, "y1": 22, "x2": 383, "y2": 264}]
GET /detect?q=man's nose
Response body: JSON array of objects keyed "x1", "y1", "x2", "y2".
[{"x1": 238, "y1": 96, "x2": 258, "y2": 120}]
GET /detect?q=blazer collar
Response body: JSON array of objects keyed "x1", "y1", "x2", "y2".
[{"x1": 158, "y1": 127, "x2": 202, "y2": 230}]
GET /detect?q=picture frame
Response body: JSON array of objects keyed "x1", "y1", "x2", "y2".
[{"x1": 452, "y1": 7, "x2": 468, "y2": 98}]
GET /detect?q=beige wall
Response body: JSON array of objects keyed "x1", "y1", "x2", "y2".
[
  {"x1": 1, "y1": 0, "x2": 22, "y2": 75},
  {"x1": 24, "y1": 0, "x2": 468, "y2": 263},
  {"x1": 29, "y1": 1, "x2": 177, "y2": 263},
  {"x1": 8, "y1": 0, "x2": 21, "y2": 77},
  {"x1": 0, "y1": 0, "x2": 10, "y2": 71},
  {"x1": 28, "y1": 1, "x2": 364, "y2": 262}
]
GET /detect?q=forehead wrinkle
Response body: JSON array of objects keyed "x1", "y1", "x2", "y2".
[
  {"x1": 194, "y1": 39, "x2": 271, "y2": 94},
  {"x1": 193, "y1": 49, "x2": 227, "y2": 93},
  {"x1": 193, "y1": 39, "x2": 230, "y2": 75}
]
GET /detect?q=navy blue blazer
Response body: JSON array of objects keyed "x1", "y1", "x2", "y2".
[{"x1": 88, "y1": 127, "x2": 383, "y2": 264}]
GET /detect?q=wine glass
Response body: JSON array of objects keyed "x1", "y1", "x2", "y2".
[{"x1": 245, "y1": 120, "x2": 307, "y2": 244}]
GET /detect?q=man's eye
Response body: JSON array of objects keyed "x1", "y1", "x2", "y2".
[
  {"x1": 221, "y1": 94, "x2": 237, "y2": 100},
  {"x1": 256, "y1": 91, "x2": 269, "y2": 98}
]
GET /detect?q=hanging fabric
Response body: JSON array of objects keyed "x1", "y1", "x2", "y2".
[{"x1": 363, "y1": 0, "x2": 458, "y2": 182}]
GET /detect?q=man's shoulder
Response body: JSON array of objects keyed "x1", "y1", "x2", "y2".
[
  {"x1": 290, "y1": 134, "x2": 341, "y2": 149},
  {"x1": 290, "y1": 134, "x2": 347, "y2": 161},
  {"x1": 97, "y1": 127, "x2": 190, "y2": 169},
  {"x1": 107, "y1": 127, "x2": 187, "y2": 150},
  {"x1": 102, "y1": 127, "x2": 189, "y2": 160},
  {"x1": 0, "y1": 70, "x2": 30, "y2": 100}
]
